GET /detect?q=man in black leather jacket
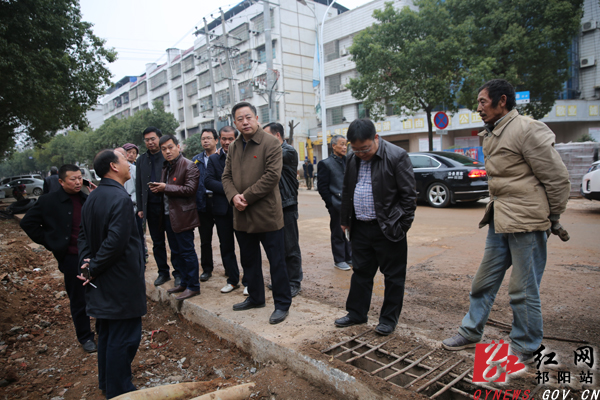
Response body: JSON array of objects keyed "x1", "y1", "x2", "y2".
[
  {"x1": 317, "y1": 135, "x2": 352, "y2": 271},
  {"x1": 264, "y1": 123, "x2": 303, "y2": 297},
  {"x1": 335, "y1": 118, "x2": 416, "y2": 336}
]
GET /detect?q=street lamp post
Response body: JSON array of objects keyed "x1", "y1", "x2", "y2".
[{"x1": 298, "y1": 0, "x2": 337, "y2": 160}]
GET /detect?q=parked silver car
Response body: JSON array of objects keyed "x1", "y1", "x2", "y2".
[{"x1": 1, "y1": 178, "x2": 44, "y2": 197}]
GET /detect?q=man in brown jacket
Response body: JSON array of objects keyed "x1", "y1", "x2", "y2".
[
  {"x1": 222, "y1": 102, "x2": 292, "y2": 324},
  {"x1": 442, "y1": 79, "x2": 570, "y2": 363},
  {"x1": 150, "y1": 134, "x2": 201, "y2": 300}
]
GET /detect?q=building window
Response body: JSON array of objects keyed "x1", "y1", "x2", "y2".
[
  {"x1": 231, "y1": 23, "x2": 250, "y2": 43},
  {"x1": 216, "y1": 89, "x2": 230, "y2": 107},
  {"x1": 357, "y1": 103, "x2": 369, "y2": 119},
  {"x1": 192, "y1": 104, "x2": 199, "y2": 118},
  {"x1": 140, "y1": 102, "x2": 149, "y2": 110},
  {"x1": 195, "y1": 45, "x2": 209, "y2": 63},
  {"x1": 326, "y1": 74, "x2": 342, "y2": 95},
  {"x1": 130, "y1": 86, "x2": 138, "y2": 100},
  {"x1": 122, "y1": 92, "x2": 129, "y2": 104},
  {"x1": 132, "y1": 106, "x2": 139, "y2": 115},
  {"x1": 235, "y1": 52, "x2": 252, "y2": 73},
  {"x1": 327, "y1": 106, "x2": 344, "y2": 125},
  {"x1": 257, "y1": 42, "x2": 276, "y2": 64},
  {"x1": 138, "y1": 82, "x2": 147, "y2": 96},
  {"x1": 201, "y1": 120, "x2": 214, "y2": 130},
  {"x1": 198, "y1": 71, "x2": 211, "y2": 89},
  {"x1": 150, "y1": 70, "x2": 167, "y2": 90},
  {"x1": 182, "y1": 56, "x2": 194, "y2": 72},
  {"x1": 238, "y1": 80, "x2": 253, "y2": 100},
  {"x1": 259, "y1": 102, "x2": 280, "y2": 123},
  {"x1": 114, "y1": 97, "x2": 122, "y2": 108},
  {"x1": 199, "y1": 95, "x2": 213, "y2": 112},
  {"x1": 178, "y1": 108, "x2": 184, "y2": 122},
  {"x1": 123, "y1": 109, "x2": 130, "y2": 118},
  {"x1": 214, "y1": 64, "x2": 230, "y2": 82},
  {"x1": 170, "y1": 63, "x2": 181, "y2": 79},
  {"x1": 324, "y1": 40, "x2": 339, "y2": 62},
  {"x1": 185, "y1": 80, "x2": 198, "y2": 96},
  {"x1": 176, "y1": 86, "x2": 183, "y2": 101},
  {"x1": 252, "y1": 9, "x2": 275, "y2": 33}
]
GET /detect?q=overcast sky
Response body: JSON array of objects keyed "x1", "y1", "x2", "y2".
[{"x1": 80, "y1": 0, "x2": 372, "y2": 82}]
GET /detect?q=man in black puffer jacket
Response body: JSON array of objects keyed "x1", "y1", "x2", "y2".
[{"x1": 264, "y1": 123, "x2": 303, "y2": 297}]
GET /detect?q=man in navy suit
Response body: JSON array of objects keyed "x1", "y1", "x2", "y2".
[{"x1": 205, "y1": 126, "x2": 246, "y2": 294}]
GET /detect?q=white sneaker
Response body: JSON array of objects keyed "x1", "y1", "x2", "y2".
[
  {"x1": 220, "y1": 284, "x2": 238, "y2": 293},
  {"x1": 334, "y1": 262, "x2": 351, "y2": 271},
  {"x1": 243, "y1": 286, "x2": 249, "y2": 296}
]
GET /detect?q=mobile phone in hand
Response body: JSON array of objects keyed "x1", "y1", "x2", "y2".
[{"x1": 82, "y1": 179, "x2": 90, "y2": 187}]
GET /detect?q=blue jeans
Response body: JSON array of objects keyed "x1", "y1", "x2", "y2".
[{"x1": 458, "y1": 220, "x2": 547, "y2": 354}]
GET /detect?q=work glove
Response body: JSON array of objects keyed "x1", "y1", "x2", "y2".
[{"x1": 546, "y1": 221, "x2": 570, "y2": 242}]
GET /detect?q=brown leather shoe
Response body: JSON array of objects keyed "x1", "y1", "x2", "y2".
[
  {"x1": 167, "y1": 285, "x2": 185, "y2": 294},
  {"x1": 175, "y1": 289, "x2": 200, "y2": 300}
]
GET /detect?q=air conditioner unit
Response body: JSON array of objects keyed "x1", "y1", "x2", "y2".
[
  {"x1": 582, "y1": 20, "x2": 597, "y2": 33},
  {"x1": 580, "y1": 56, "x2": 596, "y2": 68},
  {"x1": 340, "y1": 48, "x2": 349, "y2": 57}
]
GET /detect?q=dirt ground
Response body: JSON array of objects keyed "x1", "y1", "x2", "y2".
[{"x1": 0, "y1": 217, "x2": 337, "y2": 400}]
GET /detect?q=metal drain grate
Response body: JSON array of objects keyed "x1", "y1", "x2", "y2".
[{"x1": 323, "y1": 330, "x2": 521, "y2": 400}]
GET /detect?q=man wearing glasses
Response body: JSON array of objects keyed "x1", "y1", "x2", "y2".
[
  {"x1": 334, "y1": 118, "x2": 416, "y2": 336},
  {"x1": 135, "y1": 127, "x2": 180, "y2": 287},
  {"x1": 317, "y1": 134, "x2": 352, "y2": 271}
]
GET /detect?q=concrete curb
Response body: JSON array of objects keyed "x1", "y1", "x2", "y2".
[{"x1": 145, "y1": 277, "x2": 396, "y2": 400}]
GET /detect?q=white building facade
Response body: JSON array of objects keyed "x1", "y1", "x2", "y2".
[
  {"x1": 310, "y1": 0, "x2": 600, "y2": 153},
  {"x1": 101, "y1": 0, "x2": 347, "y2": 161}
]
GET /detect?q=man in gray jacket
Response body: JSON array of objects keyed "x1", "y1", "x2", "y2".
[
  {"x1": 442, "y1": 79, "x2": 570, "y2": 363},
  {"x1": 317, "y1": 135, "x2": 352, "y2": 271}
]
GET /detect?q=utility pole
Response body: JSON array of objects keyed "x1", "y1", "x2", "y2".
[
  {"x1": 220, "y1": 8, "x2": 237, "y2": 110},
  {"x1": 263, "y1": 1, "x2": 274, "y2": 123},
  {"x1": 203, "y1": 18, "x2": 219, "y2": 125}
]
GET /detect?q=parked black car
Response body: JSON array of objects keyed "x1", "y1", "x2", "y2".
[{"x1": 408, "y1": 152, "x2": 489, "y2": 208}]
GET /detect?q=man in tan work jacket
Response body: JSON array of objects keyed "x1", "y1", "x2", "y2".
[
  {"x1": 222, "y1": 101, "x2": 292, "y2": 325},
  {"x1": 442, "y1": 79, "x2": 570, "y2": 363}
]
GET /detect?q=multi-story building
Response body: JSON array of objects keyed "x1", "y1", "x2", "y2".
[
  {"x1": 311, "y1": 0, "x2": 600, "y2": 153},
  {"x1": 101, "y1": 0, "x2": 347, "y2": 161}
]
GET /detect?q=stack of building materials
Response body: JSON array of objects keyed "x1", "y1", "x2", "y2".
[{"x1": 555, "y1": 142, "x2": 599, "y2": 197}]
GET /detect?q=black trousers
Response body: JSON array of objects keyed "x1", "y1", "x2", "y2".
[
  {"x1": 198, "y1": 210, "x2": 215, "y2": 273},
  {"x1": 214, "y1": 209, "x2": 246, "y2": 287},
  {"x1": 59, "y1": 254, "x2": 94, "y2": 344},
  {"x1": 328, "y1": 206, "x2": 352, "y2": 263},
  {"x1": 235, "y1": 228, "x2": 291, "y2": 311},
  {"x1": 165, "y1": 217, "x2": 200, "y2": 291},
  {"x1": 147, "y1": 202, "x2": 178, "y2": 279},
  {"x1": 96, "y1": 317, "x2": 141, "y2": 399},
  {"x1": 283, "y1": 209, "x2": 303, "y2": 289},
  {"x1": 346, "y1": 220, "x2": 407, "y2": 328}
]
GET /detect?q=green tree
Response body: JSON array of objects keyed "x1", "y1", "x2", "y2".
[
  {"x1": 449, "y1": 0, "x2": 583, "y2": 118},
  {"x1": 348, "y1": 1, "x2": 466, "y2": 151},
  {"x1": 182, "y1": 133, "x2": 204, "y2": 158},
  {"x1": 0, "y1": 0, "x2": 116, "y2": 158}
]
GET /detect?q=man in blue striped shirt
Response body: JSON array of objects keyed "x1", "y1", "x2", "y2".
[{"x1": 335, "y1": 119, "x2": 416, "y2": 336}]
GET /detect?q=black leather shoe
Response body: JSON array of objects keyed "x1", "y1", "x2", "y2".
[
  {"x1": 200, "y1": 272, "x2": 212, "y2": 282},
  {"x1": 375, "y1": 323, "x2": 394, "y2": 336},
  {"x1": 290, "y1": 286, "x2": 301, "y2": 298},
  {"x1": 267, "y1": 283, "x2": 273, "y2": 290},
  {"x1": 82, "y1": 340, "x2": 97, "y2": 353},
  {"x1": 233, "y1": 298, "x2": 266, "y2": 311},
  {"x1": 167, "y1": 285, "x2": 185, "y2": 294},
  {"x1": 174, "y1": 276, "x2": 181, "y2": 287},
  {"x1": 269, "y1": 309, "x2": 289, "y2": 324},
  {"x1": 334, "y1": 315, "x2": 367, "y2": 328},
  {"x1": 154, "y1": 275, "x2": 170, "y2": 286}
]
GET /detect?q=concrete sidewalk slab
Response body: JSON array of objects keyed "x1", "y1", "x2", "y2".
[{"x1": 144, "y1": 268, "x2": 423, "y2": 399}]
